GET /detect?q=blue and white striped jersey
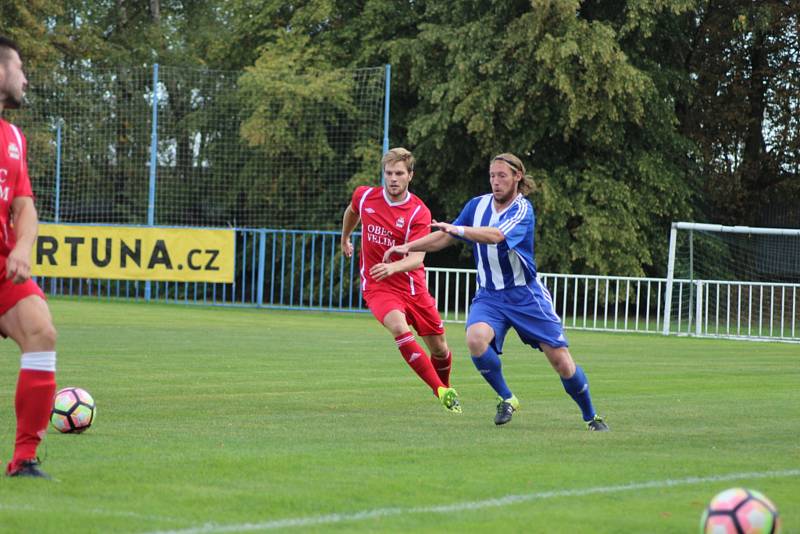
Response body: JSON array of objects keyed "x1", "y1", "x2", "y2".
[{"x1": 453, "y1": 193, "x2": 537, "y2": 290}]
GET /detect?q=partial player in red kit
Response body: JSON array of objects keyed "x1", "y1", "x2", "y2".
[
  {"x1": 341, "y1": 147, "x2": 460, "y2": 413},
  {"x1": 0, "y1": 36, "x2": 58, "y2": 479}
]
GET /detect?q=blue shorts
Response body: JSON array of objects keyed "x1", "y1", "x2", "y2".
[{"x1": 466, "y1": 280, "x2": 568, "y2": 353}]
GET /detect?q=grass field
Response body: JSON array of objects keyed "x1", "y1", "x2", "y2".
[{"x1": 0, "y1": 298, "x2": 797, "y2": 533}]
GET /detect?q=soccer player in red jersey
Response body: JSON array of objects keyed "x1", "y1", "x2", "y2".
[
  {"x1": 341, "y1": 147, "x2": 460, "y2": 413},
  {"x1": 0, "y1": 36, "x2": 58, "y2": 478}
]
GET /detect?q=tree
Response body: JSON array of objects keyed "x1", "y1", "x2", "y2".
[
  {"x1": 680, "y1": 0, "x2": 800, "y2": 227},
  {"x1": 238, "y1": 40, "x2": 386, "y2": 227},
  {"x1": 7, "y1": 0, "x2": 796, "y2": 275},
  {"x1": 233, "y1": 0, "x2": 704, "y2": 275},
  {"x1": 0, "y1": 0, "x2": 63, "y2": 67},
  {"x1": 385, "y1": 0, "x2": 698, "y2": 275}
]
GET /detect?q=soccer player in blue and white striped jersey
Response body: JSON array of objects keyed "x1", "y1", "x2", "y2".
[{"x1": 384, "y1": 153, "x2": 608, "y2": 430}]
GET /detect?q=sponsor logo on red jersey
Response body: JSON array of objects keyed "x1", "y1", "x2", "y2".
[
  {"x1": 0, "y1": 169, "x2": 8, "y2": 201},
  {"x1": 365, "y1": 223, "x2": 396, "y2": 247}
]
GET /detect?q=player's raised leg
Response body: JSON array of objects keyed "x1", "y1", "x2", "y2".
[
  {"x1": 541, "y1": 343, "x2": 608, "y2": 431},
  {"x1": 421, "y1": 334, "x2": 460, "y2": 413},
  {"x1": 429, "y1": 350, "x2": 452, "y2": 388},
  {"x1": 420, "y1": 332, "x2": 452, "y2": 387},
  {"x1": 467, "y1": 322, "x2": 518, "y2": 425},
  {"x1": 383, "y1": 310, "x2": 460, "y2": 412},
  {"x1": 0, "y1": 294, "x2": 58, "y2": 478}
]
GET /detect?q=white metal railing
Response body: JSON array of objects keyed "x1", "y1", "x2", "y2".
[
  {"x1": 670, "y1": 279, "x2": 798, "y2": 341},
  {"x1": 425, "y1": 267, "x2": 477, "y2": 323},
  {"x1": 662, "y1": 221, "x2": 800, "y2": 342},
  {"x1": 538, "y1": 273, "x2": 666, "y2": 334},
  {"x1": 426, "y1": 268, "x2": 666, "y2": 333},
  {"x1": 426, "y1": 267, "x2": 800, "y2": 343}
]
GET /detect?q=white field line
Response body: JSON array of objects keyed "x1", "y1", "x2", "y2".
[
  {"x1": 0, "y1": 502, "x2": 182, "y2": 523},
  {"x1": 144, "y1": 468, "x2": 800, "y2": 534}
]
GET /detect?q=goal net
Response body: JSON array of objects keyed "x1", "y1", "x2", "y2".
[{"x1": 663, "y1": 222, "x2": 800, "y2": 342}]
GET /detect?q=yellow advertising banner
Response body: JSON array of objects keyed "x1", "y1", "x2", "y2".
[{"x1": 32, "y1": 224, "x2": 235, "y2": 283}]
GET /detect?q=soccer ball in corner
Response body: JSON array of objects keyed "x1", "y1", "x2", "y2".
[
  {"x1": 700, "y1": 487, "x2": 781, "y2": 534},
  {"x1": 51, "y1": 387, "x2": 96, "y2": 434}
]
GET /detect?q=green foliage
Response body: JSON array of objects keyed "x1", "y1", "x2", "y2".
[
  {"x1": 0, "y1": 0, "x2": 71, "y2": 68},
  {"x1": 3, "y1": 0, "x2": 797, "y2": 274},
  {"x1": 239, "y1": 35, "x2": 356, "y2": 155},
  {"x1": 386, "y1": 0, "x2": 697, "y2": 275},
  {"x1": 680, "y1": 1, "x2": 800, "y2": 226},
  {"x1": 237, "y1": 33, "x2": 383, "y2": 227}
]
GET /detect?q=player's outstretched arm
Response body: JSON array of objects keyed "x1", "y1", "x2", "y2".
[
  {"x1": 383, "y1": 229, "x2": 454, "y2": 263},
  {"x1": 369, "y1": 251, "x2": 425, "y2": 281},
  {"x1": 7, "y1": 196, "x2": 38, "y2": 284},
  {"x1": 432, "y1": 220, "x2": 505, "y2": 245},
  {"x1": 340, "y1": 204, "x2": 360, "y2": 258}
]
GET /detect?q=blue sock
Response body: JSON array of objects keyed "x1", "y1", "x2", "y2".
[
  {"x1": 561, "y1": 365, "x2": 596, "y2": 422},
  {"x1": 471, "y1": 347, "x2": 513, "y2": 400}
]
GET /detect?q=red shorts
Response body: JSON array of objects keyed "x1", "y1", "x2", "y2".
[
  {"x1": 0, "y1": 257, "x2": 46, "y2": 317},
  {"x1": 364, "y1": 288, "x2": 445, "y2": 337}
]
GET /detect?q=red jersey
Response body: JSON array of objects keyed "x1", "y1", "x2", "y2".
[
  {"x1": 0, "y1": 119, "x2": 34, "y2": 257},
  {"x1": 351, "y1": 185, "x2": 432, "y2": 295}
]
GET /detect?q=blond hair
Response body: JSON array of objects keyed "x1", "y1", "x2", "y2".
[
  {"x1": 492, "y1": 153, "x2": 534, "y2": 196},
  {"x1": 382, "y1": 147, "x2": 415, "y2": 173}
]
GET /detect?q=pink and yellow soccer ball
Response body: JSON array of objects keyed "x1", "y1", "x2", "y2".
[
  {"x1": 701, "y1": 487, "x2": 781, "y2": 534},
  {"x1": 51, "y1": 387, "x2": 96, "y2": 434}
]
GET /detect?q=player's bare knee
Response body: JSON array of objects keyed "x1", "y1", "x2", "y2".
[
  {"x1": 27, "y1": 321, "x2": 57, "y2": 350},
  {"x1": 552, "y1": 359, "x2": 574, "y2": 377},
  {"x1": 466, "y1": 335, "x2": 488, "y2": 356},
  {"x1": 429, "y1": 345, "x2": 448, "y2": 359},
  {"x1": 551, "y1": 353, "x2": 575, "y2": 377},
  {"x1": 426, "y1": 336, "x2": 449, "y2": 358},
  {"x1": 41, "y1": 322, "x2": 58, "y2": 348},
  {"x1": 542, "y1": 345, "x2": 573, "y2": 376}
]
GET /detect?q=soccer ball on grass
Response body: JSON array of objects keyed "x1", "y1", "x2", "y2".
[
  {"x1": 700, "y1": 487, "x2": 781, "y2": 534},
  {"x1": 50, "y1": 387, "x2": 96, "y2": 434}
]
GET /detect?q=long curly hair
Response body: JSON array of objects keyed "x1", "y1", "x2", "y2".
[{"x1": 491, "y1": 153, "x2": 534, "y2": 196}]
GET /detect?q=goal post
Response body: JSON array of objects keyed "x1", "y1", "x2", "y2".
[{"x1": 662, "y1": 222, "x2": 800, "y2": 342}]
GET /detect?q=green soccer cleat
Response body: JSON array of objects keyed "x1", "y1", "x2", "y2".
[
  {"x1": 437, "y1": 386, "x2": 462, "y2": 413},
  {"x1": 587, "y1": 415, "x2": 610, "y2": 431},
  {"x1": 494, "y1": 395, "x2": 520, "y2": 425}
]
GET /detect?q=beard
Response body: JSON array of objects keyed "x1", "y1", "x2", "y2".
[
  {"x1": 2, "y1": 92, "x2": 23, "y2": 109},
  {"x1": 493, "y1": 190, "x2": 515, "y2": 204}
]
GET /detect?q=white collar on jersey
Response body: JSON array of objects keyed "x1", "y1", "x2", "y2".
[
  {"x1": 492, "y1": 192, "x2": 522, "y2": 215},
  {"x1": 382, "y1": 188, "x2": 411, "y2": 206}
]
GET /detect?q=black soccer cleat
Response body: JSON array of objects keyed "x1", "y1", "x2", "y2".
[
  {"x1": 494, "y1": 395, "x2": 519, "y2": 425},
  {"x1": 587, "y1": 415, "x2": 610, "y2": 432},
  {"x1": 6, "y1": 458, "x2": 52, "y2": 480}
]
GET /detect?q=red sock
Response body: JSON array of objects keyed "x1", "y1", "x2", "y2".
[
  {"x1": 394, "y1": 332, "x2": 445, "y2": 394},
  {"x1": 431, "y1": 351, "x2": 452, "y2": 387},
  {"x1": 11, "y1": 353, "x2": 57, "y2": 468}
]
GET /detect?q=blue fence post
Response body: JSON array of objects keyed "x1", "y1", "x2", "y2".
[
  {"x1": 382, "y1": 64, "x2": 391, "y2": 154},
  {"x1": 54, "y1": 120, "x2": 62, "y2": 223},
  {"x1": 381, "y1": 64, "x2": 391, "y2": 186},
  {"x1": 256, "y1": 230, "x2": 266, "y2": 307},
  {"x1": 145, "y1": 63, "x2": 159, "y2": 301},
  {"x1": 50, "y1": 120, "x2": 63, "y2": 296}
]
